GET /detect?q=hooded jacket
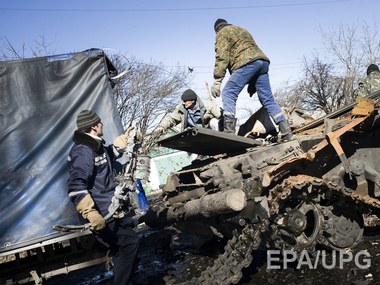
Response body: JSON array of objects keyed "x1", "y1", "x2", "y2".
[{"x1": 158, "y1": 96, "x2": 222, "y2": 131}]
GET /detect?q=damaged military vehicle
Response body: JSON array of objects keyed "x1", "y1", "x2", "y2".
[{"x1": 145, "y1": 91, "x2": 380, "y2": 285}]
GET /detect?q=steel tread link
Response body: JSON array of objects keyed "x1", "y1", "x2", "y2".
[{"x1": 188, "y1": 220, "x2": 269, "y2": 285}]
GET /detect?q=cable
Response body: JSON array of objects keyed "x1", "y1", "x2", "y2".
[{"x1": 0, "y1": 1, "x2": 350, "y2": 13}]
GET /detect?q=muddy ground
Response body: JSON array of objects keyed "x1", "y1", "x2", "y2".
[{"x1": 44, "y1": 192, "x2": 380, "y2": 285}]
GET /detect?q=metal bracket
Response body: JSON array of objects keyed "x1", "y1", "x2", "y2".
[
  {"x1": 30, "y1": 270, "x2": 42, "y2": 285},
  {"x1": 326, "y1": 131, "x2": 352, "y2": 179},
  {"x1": 325, "y1": 116, "x2": 368, "y2": 178}
]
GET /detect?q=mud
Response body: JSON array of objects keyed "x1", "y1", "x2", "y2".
[{"x1": 43, "y1": 193, "x2": 380, "y2": 285}]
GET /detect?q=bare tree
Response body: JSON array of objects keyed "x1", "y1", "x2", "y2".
[
  {"x1": 273, "y1": 79, "x2": 301, "y2": 108},
  {"x1": 321, "y1": 19, "x2": 380, "y2": 100},
  {"x1": 0, "y1": 34, "x2": 56, "y2": 60},
  {"x1": 30, "y1": 33, "x2": 57, "y2": 58},
  {"x1": 297, "y1": 55, "x2": 351, "y2": 113},
  {"x1": 110, "y1": 54, "x2": 192, "y2": 136},
  {"x1": 0, "y1": 36, "x2": 25, "y2": 60},
  {"x1": 274, "y1": 55, "x2": 351, "y2": 114},
  {"x1": 274, "y1": 19, "x2": 380, "y2": 114}
]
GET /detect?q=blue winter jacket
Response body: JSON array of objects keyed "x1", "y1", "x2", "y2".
[{"x1": 67, "y1": 131, "x2": 122, "y2": 217}]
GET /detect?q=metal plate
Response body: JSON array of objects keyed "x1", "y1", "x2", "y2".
[{"x1": 158, "y1": 127, "x2": 263, "y2": 155}]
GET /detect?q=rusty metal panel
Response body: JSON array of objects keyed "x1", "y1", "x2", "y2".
[
  {"x1": 294, "y1": 89, "x2": 380, "y2": 133},
  {"x1": 158, "y1": 127, "x2": 263, "y2": 155},
  {"x1": 352, "y1": 98, "x2": 375, "y2": 116}
]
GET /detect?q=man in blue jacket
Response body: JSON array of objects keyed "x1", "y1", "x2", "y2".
[{"x1": 67, "y1": 110, "x2": 139, "y2": 285}]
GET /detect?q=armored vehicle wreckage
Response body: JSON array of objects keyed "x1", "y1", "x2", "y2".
[{"x1": 145, "y1": 91, "x2": 380, "y2": 285}]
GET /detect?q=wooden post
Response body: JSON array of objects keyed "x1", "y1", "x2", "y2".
[{"x1": 205, "y1": 81, "x2": 212, "y2": 101}]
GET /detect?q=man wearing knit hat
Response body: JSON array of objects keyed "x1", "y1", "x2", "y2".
[
  {"x1": 211, "y1": 19, "x2": 293, "y2": 141},
  {"x1": 153, "y1": 89, "x2": 223, "y2": 134},
  {"x1": 358, "y1": 64, "x2": 380, "y2": 98},
  {"x1": 67, "y1": 110, "x2": 140, "y2": 285}
]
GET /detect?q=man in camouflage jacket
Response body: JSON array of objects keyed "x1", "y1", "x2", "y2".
[
  {"x1": 358, "y1": 64, "x2": 380, "y2": 98},
  {"x1": 211, "y1": 19, "x2": 293, "y2": 140}
]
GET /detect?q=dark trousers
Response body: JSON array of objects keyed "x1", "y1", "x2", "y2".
[{"x1": 93, "y1": 217, "x2": 139, "y2": 285}]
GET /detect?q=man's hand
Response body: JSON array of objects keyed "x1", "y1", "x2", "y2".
[
  {"x1": 153, "y1": 126, "x2": 165, "y2": 135},
  {"x1": 114, "y1": 126, "x2": 142, "y2": 148},
  {"x1": 87, "y1": 211, "x2": 106, "y2": 231},
  {"x1": 76, "y1": 194, "x2": 106, "y2": 231},
  {"x1": 126, "y1": 126, "x2": 143, "y2": 142},
  {"x1": 211, "y1": 77, "x2": 223, "y2": 98},
  {"x1": 125, "y1": 126, "x2": 143, "y2": 142},
  {"x1": 136, "y1": 130, "x2": 143, "y2": 142},
  {"x1": 113, "y1": 133, "x2": 128, "y2": 148},
  {"x1": 125, "y1": 126, "x2": 135, "y2": 137}
]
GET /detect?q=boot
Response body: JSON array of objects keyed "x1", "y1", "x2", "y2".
[
  {"x1": 278, "y1": 120, "x2": 294, "y2": 142},
  {"x1": 223, "y1": 117, "x2": 237, "y2": 133}
]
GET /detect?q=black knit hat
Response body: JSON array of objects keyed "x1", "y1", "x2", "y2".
[
  {"x1": 181, "y1": 89, "x2": 197, "y2": 101},
  {"x1": 76, "y1": 110, "x2": 101, "y2": 130},
  {"x1": 367, "y1": 64, "x2": 379, "y2": 75},
  {"x1": 214, "y1": 18, "x2": 228, "y2": 32}
]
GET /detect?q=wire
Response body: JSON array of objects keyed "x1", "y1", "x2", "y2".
[
  {"x1": 180, "y1": 62, "x2": 302, "y2": 73},
  {"x1": 0, "y1": 1, "x2": 350, "y2": 13}
]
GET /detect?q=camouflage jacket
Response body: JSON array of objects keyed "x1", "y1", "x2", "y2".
[
  {"x1": 158, "y1": 96, "x2": 222, "y2": 131},
  {"x1": 357, "y1": 71, "x2": 380, "y2": 98},
  {"x1": 213, "y1": 25, "x2": 269, "y2": 79}
]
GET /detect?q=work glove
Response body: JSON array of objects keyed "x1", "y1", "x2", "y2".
[
  {"x1": 87, "y1": 211, "x2": 106, "y2": 231},
  {"x1": 76, "y1": 194, "x2": 106, "y2": 231},
  {"x1": 113, "y1": 126, "x2": 142, "y2": 148},
  {"x1": 125, "y1": 126, "x2": 143, "y2": 142},
  {"x1": 134, "y1": 129, "x2": 143, "y2": 142},
  {"x1": 113, "y1": 133, "x2": 128, "y2": 148},
  {"x1": 153, "y1": 126, "x2": 165, "y2": 135},
  {"x1": 211, "y1": 77, "x2": 223, "y2": 98}
]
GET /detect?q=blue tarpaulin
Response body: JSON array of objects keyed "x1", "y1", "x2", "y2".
[{"x1": 0, "y1": 49, "x2": 124, "y2": 252}]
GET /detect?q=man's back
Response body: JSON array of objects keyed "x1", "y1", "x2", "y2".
[
  {"x1": 214, "y1": 25, "x2": 269, "y2": 77},
  {"x1": 358, "y1": 70, "x2": 380, "y2": 98}
]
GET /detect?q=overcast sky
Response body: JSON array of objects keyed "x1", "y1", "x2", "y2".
[{"x1": 1, "y1": 0, "x2": 379, "y2": 121}]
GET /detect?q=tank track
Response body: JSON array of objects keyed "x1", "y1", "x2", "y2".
[
  {"x1": 268, "y1": 175, "x2": 380, "y2": 211},
  {"x1": 185, "y1": 175, "x2": 380, "y2": 285},
  {"x1": 187, "y1": 219, "x2": 269, "y2": 285},
  {"x1": 268, "y1": 175, "x2": 380, "y2": 251}
]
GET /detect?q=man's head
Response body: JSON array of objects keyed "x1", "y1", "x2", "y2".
[
  {"x1": 214, "y1": 18, "x2": 228, "y2": 33},
  {"x1": 76, "y1": 110, "x2": 103, "y2": 136},
  {"x1": 367, "y1": 64, "x2": 379, "y2": 75},
  {"x1": 181, "y1": 89, "x2": 197, "y2": 109}
]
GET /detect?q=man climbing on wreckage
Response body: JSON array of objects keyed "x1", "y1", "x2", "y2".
[
  {"x1": 67, "y1": 110, "x2": 141, "y2": 285},
  {"x1": 211, "y1": 18, "x2": 293, "y2": 141},
  {"x1": 153, "y1": 88, "x2": 223, "y2": 135}
]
